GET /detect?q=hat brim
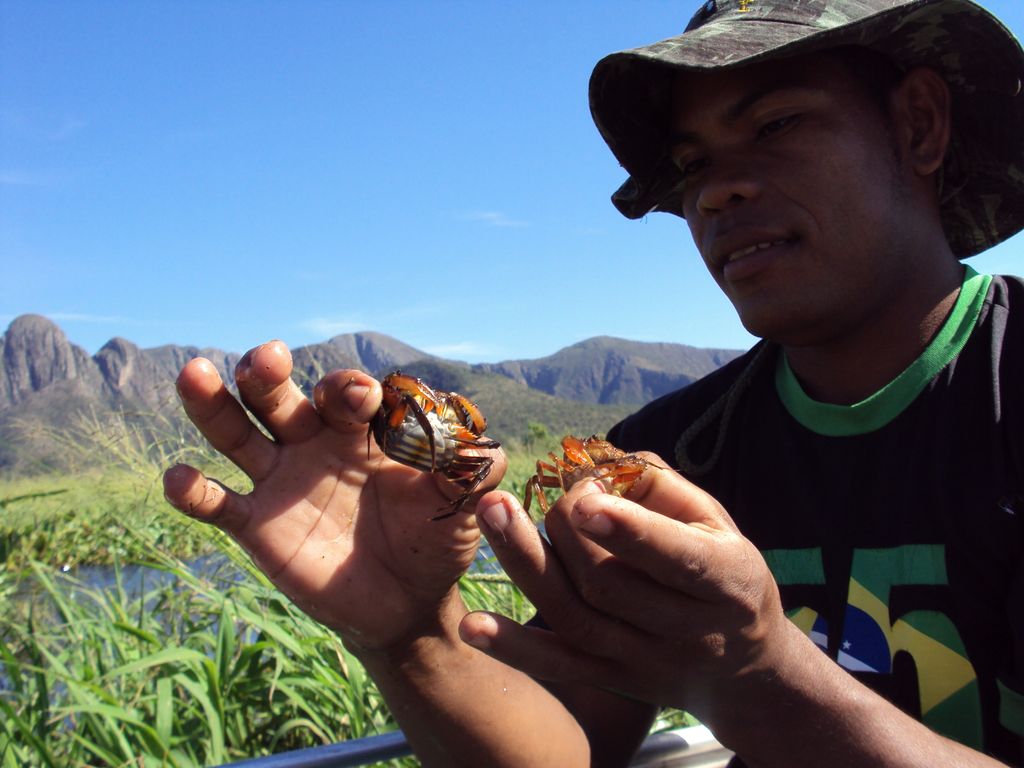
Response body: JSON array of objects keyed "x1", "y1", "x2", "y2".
[{"x1": 590, "y1": 0, "x2": 1024, "y2": 258}]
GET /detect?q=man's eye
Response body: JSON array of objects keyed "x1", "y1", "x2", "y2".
[
  {"x1": 758, "y1": 115, "x2": 799, "y2": 138},
  {"x1": 675, "y1": 156, "x2": 708, "y2": 178}
]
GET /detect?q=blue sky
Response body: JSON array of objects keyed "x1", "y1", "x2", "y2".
[{"x1": 3, "y1": 1, "x2": 1023, "y2": 363}]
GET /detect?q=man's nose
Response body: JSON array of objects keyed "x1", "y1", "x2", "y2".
[{"x1": 693, "y1": 161, "x2": 763, "y2": 216}]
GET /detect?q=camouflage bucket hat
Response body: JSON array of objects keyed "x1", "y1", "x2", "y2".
[{"x1": 590, "y1": 0, "x2": 1024, "y2": 258}]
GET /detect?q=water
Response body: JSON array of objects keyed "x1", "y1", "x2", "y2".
[
  {"x1": 8, "y1": 552, "x2": 240, "y2": 609},
  {"x1": 7, "y1": 542, "x2": 504, "y2": 616},
  {"x1": 473, "y1": 541, "x2": 502, "y2": 573}
]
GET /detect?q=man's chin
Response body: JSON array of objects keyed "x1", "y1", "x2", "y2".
[{"x1": 733, "y1": 300, "x2": 821, "y2": 347}]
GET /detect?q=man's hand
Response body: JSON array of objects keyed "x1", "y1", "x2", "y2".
[
  {"x1": 461, "y1": 459, "x2": 796, "y2": 726},
  {"x1": 462, "y1": 462, "x2": 1015, "y2": 766},
  {"x1": 163, "y1": 341, "x2": 506, "y2": 652}
]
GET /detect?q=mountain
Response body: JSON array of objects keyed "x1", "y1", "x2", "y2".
[
  {"x1": 1, "y1": 315, "x2": 239, "y2": 411},
  {"x1": 0, "y1": 318, "x2": 438, "y2": 414},
  {"x1": 0, "y1": 316, "x2": 243, "y2": 472},
  {"x1": 478, "y1": 335, "x2": 741, "y2": 405},
  {"x1": 2, "y1": 314, "x2": 102, "y2": 407},
  {"x1": 0, "y1": 314, "x2": 743, "y2": 473},
  {"x1": 288, "y1": 332, "x2": 449, "y2": 392}
]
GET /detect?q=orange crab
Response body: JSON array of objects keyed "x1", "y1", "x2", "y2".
[
  {"x1": 370, "y1": 371, "x2": 500, "y2": 519},
  {"x1": 523, "y1": 434, "x2": 655, "y2": 514}
]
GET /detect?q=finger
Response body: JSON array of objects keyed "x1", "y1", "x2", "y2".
[
  {"x1": 163, "y1": 463, "x2": 250, "y2": 536},
  {"x1": 234, "y1": 341, "x2": 321, "y2": 444},
  {"x1": 569, "y1": 490, "x2": 754, "y2": 603},
  {"x1": 313, "y1": 369, "x2": 383, "y2": 435},
  {"x1": 540, "y1": 482, "x2": 713, "y2": 636},
  {"x1": 542, "y1": 480, "x2": 619, "y2": 583},
  {"x1": 475, "y1": 490, "x2": 647, "y2": 660},
  {"x1": 459, "y1": 612, "x2": 623, "y2": 688},
  {"x1": 625, "y1": 455, "x2": 739, "y2": 533},
  {"x1": 551, "y1": 548, "x2": 712, "y2": 639},
  {"x1": 177, "y1": 357, "x2": 277, "y2": 481}
]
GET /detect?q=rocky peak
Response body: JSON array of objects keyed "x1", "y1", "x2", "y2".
[
  {"x1": 352, "y1": 331, "x2": 429, "y2": 374},
  {"x1": 95, "y1": 337, "x2": 141, "y2": 391},
  {"x1": 476, "y1": 336, "x2": 743, "y2": 405},
  {"x1": 0, "y1": 315, "x2": 238, "y2": 412},
  {"x1": 290, "y1": 331, "x2": 433, "y2": 390},
  {"x1": 1, "y1": 314, "x2": 98, "y2": 406}
]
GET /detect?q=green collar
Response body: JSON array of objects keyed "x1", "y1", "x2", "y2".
[{"x1": 775, "y1": 267, "x2": 992, "y2": 436}]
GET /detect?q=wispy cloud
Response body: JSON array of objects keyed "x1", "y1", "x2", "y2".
[
  {"x1": 298, "y1": 317, "x2": 366, "y2": 338},
  {"x1": 46, "y1": 312, "x2": 130, "y2": 324},
  {"x1": 0, "y1": 170, "x2": 57, "y2": 187},
  {"x1": 0, "y1": 110, "x2": 88, "y2": 142},
  {"x1": 460, "y1": 210, "x2": 530, "y2": 228},
  {"x1": 422, "y1": 340, "x2": 498, "y2": 360},
  {"x1": 47, "y1": 118, "x2": 88, "y2": 142},
  {"x1": 164, "y1": 125, "x2": 220, "y2": 145}
]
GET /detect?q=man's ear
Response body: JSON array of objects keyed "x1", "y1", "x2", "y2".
[{"x1": 888, "y1": 66, "x2": 952, "y2": 178}]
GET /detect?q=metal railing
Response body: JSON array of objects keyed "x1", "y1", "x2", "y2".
[{"x1": 215, "y1": 725, "x2": 733, "y2": 768}]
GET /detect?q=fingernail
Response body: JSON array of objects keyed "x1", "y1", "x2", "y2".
[
  {"x1": 577, "y1": 513, "x2": 613, "y2": 536},
  {"x1": 342, "y1": 377, "x2": 371, "y2": 410},
  {"x1": 571, "y1": 478, "x2": 606, "y2": 497},
  {"x1": 234, "y1": 355, "x2": 252, "y2": 383},
  {"x1": 478, "y1": 500, "x2": 510, "y2": 534},
  {"x1": 461, "y1": 613, "x2": 498, "y2": 650}
]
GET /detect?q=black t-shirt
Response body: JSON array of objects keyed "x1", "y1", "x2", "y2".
[{"x1": 608, "y1": 272, "x2": 1024, "y2": 764}]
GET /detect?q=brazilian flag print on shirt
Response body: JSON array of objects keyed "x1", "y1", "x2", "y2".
[{"x1": 766, "y1": 544, "x2": 984, "y2": 748}]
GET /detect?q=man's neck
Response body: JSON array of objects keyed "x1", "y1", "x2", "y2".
[{"x1": 782, "y1": 262, "x2": 965, "y2": 406}]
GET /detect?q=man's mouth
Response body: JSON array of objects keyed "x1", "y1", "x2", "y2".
[{"x1": 725, "y1": 239, "x2": 791, "y2": 263}]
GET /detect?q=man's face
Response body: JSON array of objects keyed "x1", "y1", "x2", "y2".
[{"x1": 669, "y1": 52, "x2": 918, "y2": 346}]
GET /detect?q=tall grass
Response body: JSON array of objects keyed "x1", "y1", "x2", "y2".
[
  {"x1": 0, "y1": 549, "x2": 537, "y2": 766},
  {"x1": 1, "y1": 403, "x2": 249, "y2": 569},
  {"x1": 0, "y1": 472, "x2": 216, "y2": 570},
  {"x1": 0, "y1": 549, "x2": 409, "y2": 766},
  {"x1": 0, "y1": 404, "x2": 543, "y2": 767},
  {"x1": 0, "y1": 407, "x2": 692, "y2": 767}
]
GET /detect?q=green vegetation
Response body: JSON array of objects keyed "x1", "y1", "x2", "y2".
[
  {"x1": 1, "y1": 553, "x2": 394, "y2": 766},
  {"x1": 0, "y1": 470, "x2": 534, "y2": 766},
  {"x1": 0, "y1": 472, "x2": 214, "y2": 570},
  {"x1": 0, "y1": 403, "x2": 248, "y2": 570},
  {"x1": 0, "y1": 410, "x2": 694, "y2": 767}
]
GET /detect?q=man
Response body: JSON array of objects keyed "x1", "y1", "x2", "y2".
[{"x1": 164, "y1": 0, "x2": 1024, "y2": 765}]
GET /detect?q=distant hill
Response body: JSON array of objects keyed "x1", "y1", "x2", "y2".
[
  {"x1": 0, "y1": 314, "x2": 743, "y2": 473},
  {"x1": 0, "y1": 314, "x2": 240, "y2": 411},
  {"x1": 289, "y1": 331, "x2": 443, "y2": 390},
  {"x1": 478, "y1": 335, "x2": 741, "y2": 405}
]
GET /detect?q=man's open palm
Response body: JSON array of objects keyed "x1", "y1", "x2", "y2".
[{"x1": 162, "y1": 341, "x2": 506, "y2": 650}]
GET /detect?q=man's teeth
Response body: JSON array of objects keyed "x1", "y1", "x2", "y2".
[{"x1": 727, "y1": 239, "x2": 788, "y2": 262}]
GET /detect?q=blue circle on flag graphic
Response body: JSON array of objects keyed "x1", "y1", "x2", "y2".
[
  {"x1": 810, "y1": 607, "x2": 892, "y2": 674},
  {"x1": 841, "y1": 606, "x2": 892, "y2": 673}
]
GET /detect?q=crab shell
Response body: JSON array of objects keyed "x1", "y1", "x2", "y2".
[{"x1": 370, "y1": 371, "x2": 500, "y2": 519}]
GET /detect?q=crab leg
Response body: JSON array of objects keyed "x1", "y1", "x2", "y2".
[{"x1": 430, "y1": 454, "x2": 494, "y2": 520}]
